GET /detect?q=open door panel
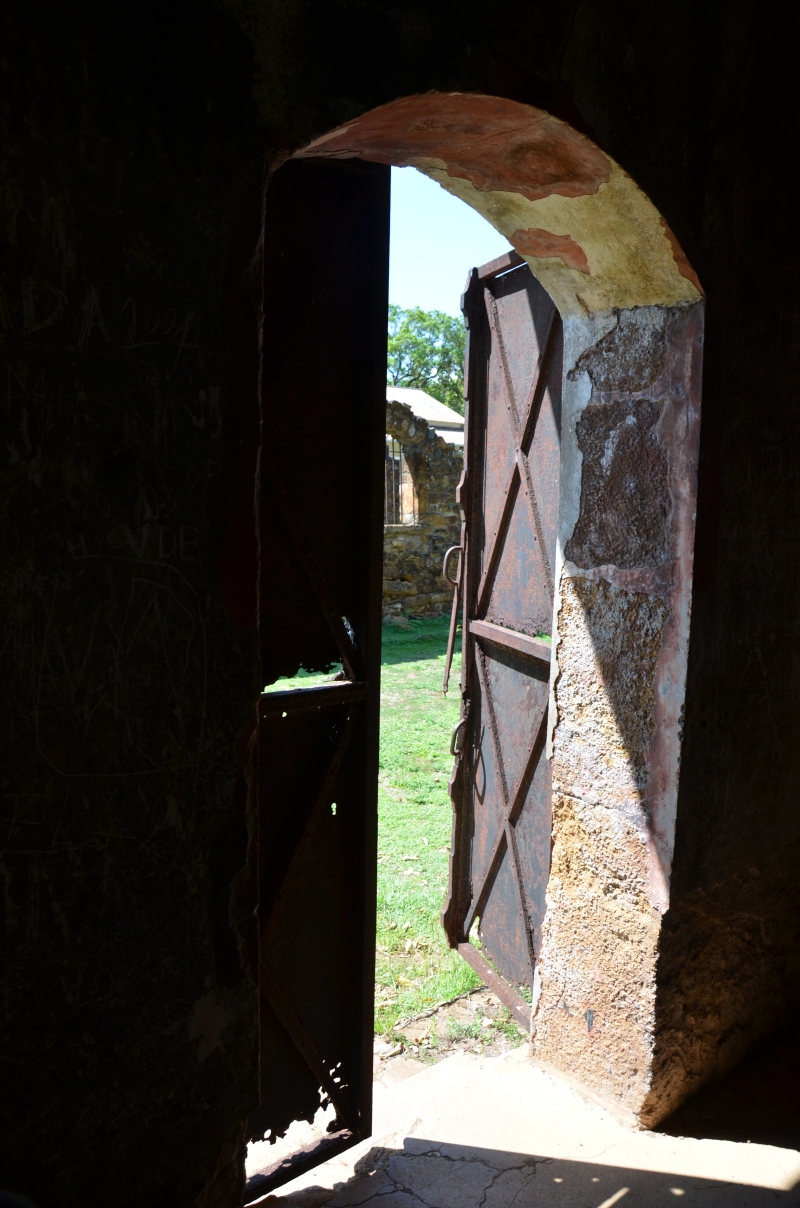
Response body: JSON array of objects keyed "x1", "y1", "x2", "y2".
[
  {"x1": 444, "y1": 252, "x2": 562, "y2": 1030},
  {"x1": 245, "y1": 158, "x2": 389, "y2": 1202}
]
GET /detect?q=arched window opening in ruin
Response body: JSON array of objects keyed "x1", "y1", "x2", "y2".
[
  {"x1": 251, "y1": 92, "x2": 703, "y2": 1198},
  {"x1": 383, "y1": 436, "x2": 416, "y2": 525}
]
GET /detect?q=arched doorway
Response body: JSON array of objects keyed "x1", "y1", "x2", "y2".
[{"x1": 248, "y1": 92, "x2": 703, "y2": 1199}]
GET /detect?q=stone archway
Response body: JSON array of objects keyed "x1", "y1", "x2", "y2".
[{"x1": 296, "y1": 93, "x2": 704, "y2": 1125}]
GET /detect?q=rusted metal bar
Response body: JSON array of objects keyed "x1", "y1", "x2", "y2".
[
  {"x1": 442, "y1": 544, "x2": 463, "y2": 696},
  {"x1": 442, "y1": 545, "x2": 462, "y2": 587},
  {"x1": 475, "y1": 464, "x2": 521, "y2": 616},
  {"x1": 244, "y1": 1129, "x2": 356, "y2": 1204},
  {"x1": 517, "y1": 308, "x2": 558, "y2": 454},
  {"x1": 486, "y1": 290, "x2": 522, "y2": 433},
  {"x1": 443, "y1": 270, "x2": 481, "y2": 936},
  {"x1": 456, "y1": 942, "x2": 531, "y2": 1030},
  {"x1": 259, "y1": 681, "x2": 366, "y2": 714},
  {"x1": 505, "y1": 811, "x2": 538, "y2": 983},
  {"x1": 442, "y1": 574, "x2": 461, "y2": 696},
  {"x1": 475, "y1": 647, "x2": 510, "y2": 802},
  {"x1": 462, "y1": 703, "x2": 547, "y2": 939},
  {"x1": 443, "y1": 455, "x2": 468, "y2": 695},
  {"x1": 516, "y1": 448, "x2": 554, "y2": 598},
  {"x1": 462, "y1": 657, "x2": 546, "y2": 944},
  {"x1": 485, "y1": 288, "x2": 553, "y2": 598},
  {"x1": 469, "y1": 620, "x2": 551, "y2": 665},
  {"x1": 450, "y1": 716, "x2": 467, "y2": 757}
]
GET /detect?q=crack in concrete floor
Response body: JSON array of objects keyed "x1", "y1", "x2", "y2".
[
  {"x1": 251, "y1": 1049, "x2": 800, "y2": 1208},
  {"x1": 330, "y1": 1139, "x2": 541, "y2": 1208}
]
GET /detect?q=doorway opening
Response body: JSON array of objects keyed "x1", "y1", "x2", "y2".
[
  {"x1": 378, "y1": 181, "x2": 543, "y2": 1062},
  {"x1": 246, "y1": 90, "x2": 702, "y2": 1202}
]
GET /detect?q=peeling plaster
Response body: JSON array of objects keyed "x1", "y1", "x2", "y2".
[
  {"x1": 567, "y1": 396, "x2": 670, "y2": 570},
  {"x1": 297, "y1": 93, "x2": 702, "y2": 318},
  {"x1": 547, "y1": 304, "x2": 702, "y2": 912},
  {"x1": 509, "y1": 227, "x2": 590, "y2": 273},
  {"x1": 414, "y1": 164, "x2": 701, "y2": 317}
]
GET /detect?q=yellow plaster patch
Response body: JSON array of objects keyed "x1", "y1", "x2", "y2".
[{"x1": 407, "y1": 158, "x2": 701, "y2": 316}]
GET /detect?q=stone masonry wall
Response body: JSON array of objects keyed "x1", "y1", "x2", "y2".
[
  {"x1": 531, "y1": 303, "x2": 703, "y2": 1125},
  {"x1": 383, "y1": 399, "x2": 462, "y2": 617}
]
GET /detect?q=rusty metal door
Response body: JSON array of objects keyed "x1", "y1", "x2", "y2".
[
  {"x1": 245, "y1": 158, "x2": 389, "y2": 1202},
  {"x1": 443, "y1": 252, "x2": 562, "y2": 1029}
]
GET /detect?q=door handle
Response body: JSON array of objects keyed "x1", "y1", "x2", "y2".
[
  {"x1": 442, "y1": 544, "x2": 464, "y2": 695},
  {"x1": 442, "y1": 545, "x2": 462, "y2": 587},
  {"x1": 450, "y1": 716, "x2": 467, "y2": 757}
]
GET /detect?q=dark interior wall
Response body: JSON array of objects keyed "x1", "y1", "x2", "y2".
[
  {"x1": 2, "y1": 0, "x2": 799, "y2": 1202},
  {"x1": 638, "y1": 8, "x2": 800, "y2": 1107},
  {"x1": 0, "y1": 3, "x2": 265, "y2": 1204}
]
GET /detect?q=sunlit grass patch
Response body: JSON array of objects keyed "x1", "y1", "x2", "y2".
[
  {"x1": 261, "y1": 665, "x2": 342, "y2": 693},
  {"x1": 375, "y1": 616, "x2": 480, "y2": 1034}
]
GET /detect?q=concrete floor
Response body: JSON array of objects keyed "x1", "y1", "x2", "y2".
[{"x1": 247, "y1": 1043, "x2": 800, "y2": 1207}]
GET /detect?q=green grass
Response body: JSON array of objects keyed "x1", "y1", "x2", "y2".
[
  {"x1": 375, "y1": 616, "x2": 480, "y2": 1036},
  {"x1": 262, "y1": 666, "x2": 342, "y2": 692}
]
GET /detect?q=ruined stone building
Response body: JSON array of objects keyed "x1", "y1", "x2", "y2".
[
  {"x1": 383, "y1": 391, "x2": 463, "y2": 617},
  {"x1": 2, "y1": 4, "x2": 799, "y2": 1206}
]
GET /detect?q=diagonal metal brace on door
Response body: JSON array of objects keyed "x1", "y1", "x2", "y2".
[
  {"x1": 476, "y1": 297, "x2": 558, "y2": 613},
  {"x1": 462, "y1": 649, "x2": 548, "y2": 948}
]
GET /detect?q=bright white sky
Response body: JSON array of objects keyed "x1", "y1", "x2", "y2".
[{"x1": 389, "y1": 166, "x2": 513, "y2": 317}]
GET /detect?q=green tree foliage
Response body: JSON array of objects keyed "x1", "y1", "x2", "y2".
[{"x1": 387, "y1": 305, "x2": 466, "y2": 415}]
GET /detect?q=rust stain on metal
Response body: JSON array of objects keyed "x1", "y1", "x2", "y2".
[
  {"x1": 510, "y1": 227, "x2": 590, "y2": 273},
  {"x1": 298, "y1": 93, "x2": 612, "y2": 203}
]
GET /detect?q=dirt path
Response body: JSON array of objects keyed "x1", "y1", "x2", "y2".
[{"x1": 373, "y1": 986, "x2": 528, "y2": 1088}]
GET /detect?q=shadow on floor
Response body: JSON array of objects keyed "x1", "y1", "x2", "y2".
[
  {"x1": 658, "y1": 1012, "x2": 800, "y2": 1149},
  {"x1": 269, "y1": 1137, "x2": 799, "y2": 1207}
]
